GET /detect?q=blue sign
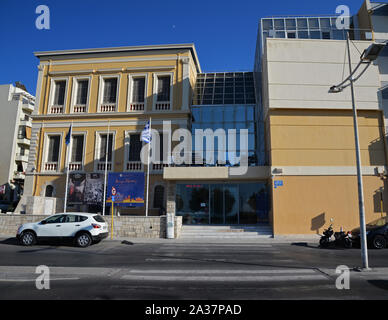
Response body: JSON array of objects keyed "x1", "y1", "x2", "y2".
[
  {"x1": 107, "y1": 172, "x2": 144, "y2": 207},
  {"x1": 274, "y1": 180, "x2": 284, "y2": 189}
]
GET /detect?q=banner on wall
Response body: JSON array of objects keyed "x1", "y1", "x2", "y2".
[
  {"x1": 106, "y1": 172, "x2": 144, "y2": 207},
  {"x1": 67, "y1": 173, "x2": 86, "y2": 204},
  {"x1": 84, "y1": 173, "x2": 104, "y2": 204}
]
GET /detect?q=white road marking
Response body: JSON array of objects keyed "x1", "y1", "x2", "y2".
[
  {"x1": 0, "y1": 277, "x2": 80, "y2": 282},
  {"x1": 127, "y1": 269, "x2": 318, "y2": 274},
  {"x1": 120, "y1": 274, "x2": 328, "y2": 282}
]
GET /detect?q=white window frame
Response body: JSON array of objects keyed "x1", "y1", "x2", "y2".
[
  {"x1": 152, "y1": 72, "x2": 173, "y2": 111},
  {"x1": 124, "y1": 130, "x2": 144, "y2": 171},
  {"x1": 42, "y1": 132, "x2": 64, "y2": 173},
  {"x1": 68, "y1": 131, "x2": 87, "y2": 172},
  {"x1": 48, "y1": 77, "x2": 68, "y2": 114},
  {"x1": 127, "y1": 73, "x2": 148, "y2": 112},
  {"x1": 94, "y1": 130, "x2": 116, "y2": 172},
  {"x1": 71, "y1": 76, "x2": 91, "y2": 113},
  {"x1": 150, "y1": 129, "x2": 171, "y2": 173},
  {"x1": 97, "y1": 74, "x2": 120, "y2": 113}
]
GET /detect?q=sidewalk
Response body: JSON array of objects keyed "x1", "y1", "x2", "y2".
[
  {"x1": 93, "y1": 234, "x2": 321, "y2": 245},
  {"x1": 0, "y1": 234, "x2": 321, "y2": 245}
]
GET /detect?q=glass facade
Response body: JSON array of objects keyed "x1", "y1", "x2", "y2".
[
  {"x1": 193, "y1": 72, "x2": 256, "y2": 105},
  {"x1": 176, "y1": 183, "x2": 270, "y2": 225},
  {"x1": 190, "y1": 72, "x2": 261, "y2": 166},
  {"x1": 261, "y1": 16, "x2": 347, "y2": 43},
  {"x1": 191, "y1": 104, "x2": 257, "y2": 165}
]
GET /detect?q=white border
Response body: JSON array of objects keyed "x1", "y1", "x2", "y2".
[
  {"x1": 127, "y1": 73, "x2": 148, "y2": 112},
  {"x1": 97, "y1": 74, "x2": 121, "y2": 113},
  {"x1": 70, "y1": 76, "x2": 91, "y2": 113},
  {"x1": 94, "y1": 130, "x2": 116, "y2": 172},
  {"x1": 68, "y1": 131, "x2": 88, "y2": 172},
  {"x1": 152, "y1": 72, "x2": 174, "y2": 111},
  {"x1": 42, "y1": 131, "x2": 64, "y2": 173},
  {"x1": 48, "y1": 77, "x2": 68, "y2": 114},
  {"x1": 124, "y1": 130, "x2": 144, "y2": 171}
]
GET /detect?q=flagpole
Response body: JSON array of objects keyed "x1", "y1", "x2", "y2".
[
  {"x1": 102, "y1": 120, "x2": 110, "y2": 216},
  {"x1": 145, "y1": 117, "x2": 151, "y2": 217},
  {"x1": 64, "y1": 122, "x2": 72, "y2": 213}
]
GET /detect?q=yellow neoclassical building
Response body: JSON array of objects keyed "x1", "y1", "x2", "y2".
[{"x1": 20, "y1": 44, "x2": 201, "y2": 216}]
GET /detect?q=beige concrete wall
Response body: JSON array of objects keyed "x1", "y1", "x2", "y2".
[
  {"x1": 272, "y1": 175, "x2": 387, "y2": 235},
  {"x1": 263, "y1": 38, "x2": 380, "y2": 113}
]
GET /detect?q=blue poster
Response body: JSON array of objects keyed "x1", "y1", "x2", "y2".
[{"x1": 106, "y1": 172, "x2": 144, "y2": 207}]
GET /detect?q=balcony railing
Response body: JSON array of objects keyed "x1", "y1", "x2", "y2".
[
  {"x1": 44, "y1": 162, "x2": 58, "y2": 171},
  {"x1": 50, "y1": 105, "x2": 64, "y2": 114},
  {"x1": 152, "y1": 163, "x2": 168, "y2": 172},
  {"x1": 99, "y1": 103, "x2": 116, "y2": 112},
  {"x1": 73, "y1": 105, "x2": 87, "y2": 113},
  {"x1": 155, "y1": 102, "x2": 170, "y2": 110},
  {"x1": 97, "y1": 162, "x2": 112, "y2": 171},
  {"x1": 69, "y1": 162, "x2": 83, "y2": 171},
  {"x1": 126, "y1": 161, "x2": 142, "y2": 171},
  {"x1": 128, "y1": 103, "x2": 145, "y2": 111}
]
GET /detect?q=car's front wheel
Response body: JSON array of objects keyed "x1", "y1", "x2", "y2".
[
  {"x1": 372, "y1": 235, "x2": 387, "y2": 249},
  {"x1": 75, "y1": 232, "x2": 92, "y2": 248},
  {"x1": 20, "y1": 231, "x2": 36, "y2": 246}
]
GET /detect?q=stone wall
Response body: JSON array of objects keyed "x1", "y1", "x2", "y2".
[
  {"x1": 0, "y1": 214, "x2": 182, "y2": 239},
  {"x1": 14, "y1": 196, "x2": 62, "y2": 215}
]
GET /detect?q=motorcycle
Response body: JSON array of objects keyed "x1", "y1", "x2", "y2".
[{"x1": 319, "y1": 221, "x2": 352, "y2": 248}]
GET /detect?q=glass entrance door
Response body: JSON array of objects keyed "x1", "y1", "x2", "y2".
[
  {"x1": 224, "y1": 184, "x2": 239, "y2": 224},
  {"x1": 210, "y1": 184, "x2": 224, "y2": 224},
  {"x1": 176, "y1": 182, "x2": 269, "y2": 225},
  {"x1": 210, "y1": 184, "x2": 238, "y2": 224}
]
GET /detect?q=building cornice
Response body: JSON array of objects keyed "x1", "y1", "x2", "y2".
[{"x1": 34, "y1": 43, "x2": 202, "y2": 73}]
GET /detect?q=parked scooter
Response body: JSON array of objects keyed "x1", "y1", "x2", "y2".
[{"x1": 319, "y1": 219, "x2": 352, "y2": 248}]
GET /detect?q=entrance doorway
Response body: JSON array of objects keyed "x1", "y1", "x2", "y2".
[{"x1": 176, "y1": 182, "x2": 269, "y2": 225}]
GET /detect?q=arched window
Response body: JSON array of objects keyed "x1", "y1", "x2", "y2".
[
  {"x1": 153, "y1": 185, "x2": 165, "y2": 209},
  {"x1": 45, "y1": 185, "x2": 54, "y2": 197}
]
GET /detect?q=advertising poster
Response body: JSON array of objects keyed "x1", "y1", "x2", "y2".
[
  {"x1": 106, "y1": 172, "x2": 144, "y2": 207},
  {"x1": 68, "y1": 173, "x2": 86, "y2": 204},
  {"x1": 84, "y1": 173, "x2": 104, "y2": 204}
]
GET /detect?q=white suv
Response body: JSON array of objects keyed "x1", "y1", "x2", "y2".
[{"x1": 16, "y1": 213, "x2": 109, "y2": 247}]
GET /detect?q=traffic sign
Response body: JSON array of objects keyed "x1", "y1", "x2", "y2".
[
  {"x1": 111, "y1": 196, "x2": 115, "y2": 202},
  {"x1": 111, "y1": 187, "x2": 117, "y2": 196}
]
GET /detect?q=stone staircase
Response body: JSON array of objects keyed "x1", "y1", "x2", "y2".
[{"x1": 180, "y1": 224, "x2": 273, "y2": 239}]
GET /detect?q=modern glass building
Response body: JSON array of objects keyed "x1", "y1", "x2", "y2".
[{"x1": 174, "y1": 72, "x2": 270, "y2": 225}]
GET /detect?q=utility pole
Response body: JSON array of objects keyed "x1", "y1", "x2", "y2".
[{"x1": 346, "y1": 31, "x2": 369, "y2": 270}]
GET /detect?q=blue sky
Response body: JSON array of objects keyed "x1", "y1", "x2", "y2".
[{"x1": 0, "y1": 0, "x2": 360, "y2": 94}]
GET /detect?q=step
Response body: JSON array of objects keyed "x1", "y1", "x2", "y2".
[
  {"x1": 180, "y1": 235, "x2": 273, "y2": 239},
  {"x1": 180, "y1": 224, "x2": 273, "y2": 239}
]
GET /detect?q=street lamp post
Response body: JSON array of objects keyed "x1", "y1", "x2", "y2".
[
  {"x1": 329, "y1": 32, "x2": 385, "y2": 271},
  {"x1": 346, "y1": 33, "x2": 369, "y2": 270}
]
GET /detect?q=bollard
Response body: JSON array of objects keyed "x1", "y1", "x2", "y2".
[{"x1": 166, "y1": 212, "x2": 174, "y2": 239}]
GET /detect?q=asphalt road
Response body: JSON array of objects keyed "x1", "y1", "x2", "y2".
[{"x1": 0, "y1": 237, "x2": 387, "y2": 300}]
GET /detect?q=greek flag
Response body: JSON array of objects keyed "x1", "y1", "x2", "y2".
[
  {"x1": 65, "y1": 125, "x2": 72, "y2": 145},
  {"x1": 141, "y1": 121, "x2": 151, "y2": 143}
]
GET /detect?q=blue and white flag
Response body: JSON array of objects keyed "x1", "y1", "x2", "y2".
[
  {"x1": 141, "y1": 121, "x2": 151, "y2": 143},
  {"x1": 65, "y1": 125, "x2": 72, "y2": 145}
]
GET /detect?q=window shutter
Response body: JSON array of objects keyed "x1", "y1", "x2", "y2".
[
  {"x1": 157, "y1": 76, "x2": 170, "y2": 101},
  {"x1": 76, "y1": 80, "x2": 88, "y2": 105}
]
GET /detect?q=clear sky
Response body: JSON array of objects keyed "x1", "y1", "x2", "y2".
[{"x1": 0, "y1": 0, "x2": 361, "y2": 95}]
